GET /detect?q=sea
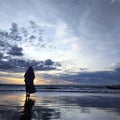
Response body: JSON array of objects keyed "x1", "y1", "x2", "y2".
[
  {"x1": 0, "y1": 84, "x2": 120, "y2": 120},
  {"x1": 0, "y1": 84, "x2": 120, "y2": 93}
]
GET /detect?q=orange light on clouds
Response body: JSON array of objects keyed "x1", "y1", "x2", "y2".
[
  {"x1": 35, "y1": 78, "x2": 53, "y2": 85},
  {"x1": 4, "y1": 77, "x2": 24, "y2": 84},
  {"x1": 0, "y1": 71, "x2": 77, "y2": 85},
  {"x1": 0, "y1": 76, "x2": 52, "y2": 85}
]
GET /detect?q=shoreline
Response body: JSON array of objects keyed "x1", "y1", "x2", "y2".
[
  {"x1": 0, "y1": 84, "x2": 120, "y2": 94},
  {"x1": 0, "y1": 91, "x2": 120, "y2": 120}
]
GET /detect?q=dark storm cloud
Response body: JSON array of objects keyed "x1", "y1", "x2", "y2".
[
  {"x1": 42, "y1": 65, "x2": 120, "y2": 85},
  {"x1": 0, "y1": 21, "x2": 54, "y2": 54},
  {"x1": 0, "y1": 58, "x2": 61, "y2": 72},
  {"x1": 0, "y1": 20, "x2": 57, "y2": 72},
  {"x1": 1, "y1": 23, "x2": 22, "y2": 53},
  {"x1": 7, "y1": 45, "x2": 23, "y2": 56},
  {"x1": 0, "y1": 21, "x2": 61, "y2": 72},
  {"x1": 0, "y1": 52, "x2": 3, "y2": 60},
  {"x1": 114, "y1": 64, "x2": 120, "y2": 72},
  {"x1": 0, "y1": 23, "x2": 22, "y2": 54},
  {"x1": 44, "y1": 59, "x2": 53, "y2": 65},
  {"x1": 29, "y1": 35, "x2": 36, "y2": 40},
  {"x1": 10, "y1": 23, "x2": 22, "y2": 41},
  {"x1": 0, "y1": 30, "x2": 10, "y2": 51},
  {"x1": 0, "y1": 61, "x2": 15, "y2": 70}
]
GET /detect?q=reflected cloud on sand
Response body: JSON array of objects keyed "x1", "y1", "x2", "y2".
[{"x1": 33, "y1": 106, "x2": 60, "y2": 120}]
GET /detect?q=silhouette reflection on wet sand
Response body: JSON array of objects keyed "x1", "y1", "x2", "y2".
[
  {"x1": 19, "y1": 96, "x2": 60, "y2": 120},
  {"x1": 20, "y1": 97, "x2": 35, "y2": 120},
  {"x1": 0, "y1": 92, "x2": 120, "y2": 120}
]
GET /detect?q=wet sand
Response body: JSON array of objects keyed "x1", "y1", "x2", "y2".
[{"x1": 0, "y1": 91, "x2": 120, "y2": 120}]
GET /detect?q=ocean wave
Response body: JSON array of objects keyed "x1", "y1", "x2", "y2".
[{"x1": 0, "y1": 85, "x2": 120, "y2": 93}]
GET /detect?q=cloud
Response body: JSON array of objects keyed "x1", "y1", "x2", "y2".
[
  {"x1": 0, "y1": 31, "x2": 10, "y2": 50},
  {"x1": 10, "y1": 23, "x2": 19, "y2": 39},
  {"x1": 0, "y1": 52, "x2": 3, "y2": 60},
  {"x1": 113, "y1": 63, "x2": 120, "y2": 72},
  {"x1": 41, "y1": 65, "x2": 120, "y2": 85},
  {"x1": 0, "y1": 58, "x2": 61, "y2": 72},
  {"x1": 110, "y1": 0, "x2": 120, "y2": 4},
  {"x1": 55, "y1": 21, "x2": 68, "y2": 38},
  {"x1": 0, "y1": 21, "x2": 58, "y2": 61},
  {"x1": 44, "y1": 59, "x2": 54, "y2": 65},
  {"x1": 0, "y1": 1, "x2": 120, "y2": 74},
  {"x1": 0, "y1": 61, "x2": 15, "y2": 70},
  {"x1": 7, "y1": 45, "x2": 23, "y2": 56},
  {"x1": 29, "y1": 35, "x2": 36, "y2": 40},
  {"x1": 0, "y1": 21, "x2": 54, "y2": 50}
]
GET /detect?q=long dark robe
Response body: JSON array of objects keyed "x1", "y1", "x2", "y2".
[{"x1": 24, "y1": 66, "x2": 36, "y2": 93}]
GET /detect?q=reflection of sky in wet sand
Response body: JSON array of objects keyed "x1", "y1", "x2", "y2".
[{"x1": 0, "y1": 92, "x2": 120, "y2": 120}]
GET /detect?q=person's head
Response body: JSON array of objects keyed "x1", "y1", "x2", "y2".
[
  {"x1": 28, "y1": 66, "x2": 33, "y2": 71},
  {"x1": 29, "y1": 66, "x2": 33, "y2": 69}
]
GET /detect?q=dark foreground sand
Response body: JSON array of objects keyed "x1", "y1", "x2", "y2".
[{"x1": 0, "y1": 91, "x2": 120, "y2": 120}]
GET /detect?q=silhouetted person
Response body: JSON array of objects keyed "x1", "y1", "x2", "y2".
[
  {"x1": 20, "y1": 97, "x2": 35, "y2": 120},
  {"x1": 24, "y1": 66, "x2": 36, "y2": 97}
]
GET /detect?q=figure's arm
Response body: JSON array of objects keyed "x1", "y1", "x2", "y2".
[
  {"x1": 33, "y1": 73, "x2": 35, "y2": 80},
  {"x1": 24, "y1": 70, "x2": 28, "y2": 82}
]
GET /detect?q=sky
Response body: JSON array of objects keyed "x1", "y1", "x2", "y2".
[{"x1": 0, "y1": 0, "x2": 120, "y2": 85}]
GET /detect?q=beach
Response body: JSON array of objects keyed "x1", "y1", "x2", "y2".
[{"x1": 0, "y1": 91, "x2": 120, "y2": 120}]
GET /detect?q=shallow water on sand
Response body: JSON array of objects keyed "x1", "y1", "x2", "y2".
[{"x1": 0, "y1": 91, "x2": 120, "y2": 120}]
